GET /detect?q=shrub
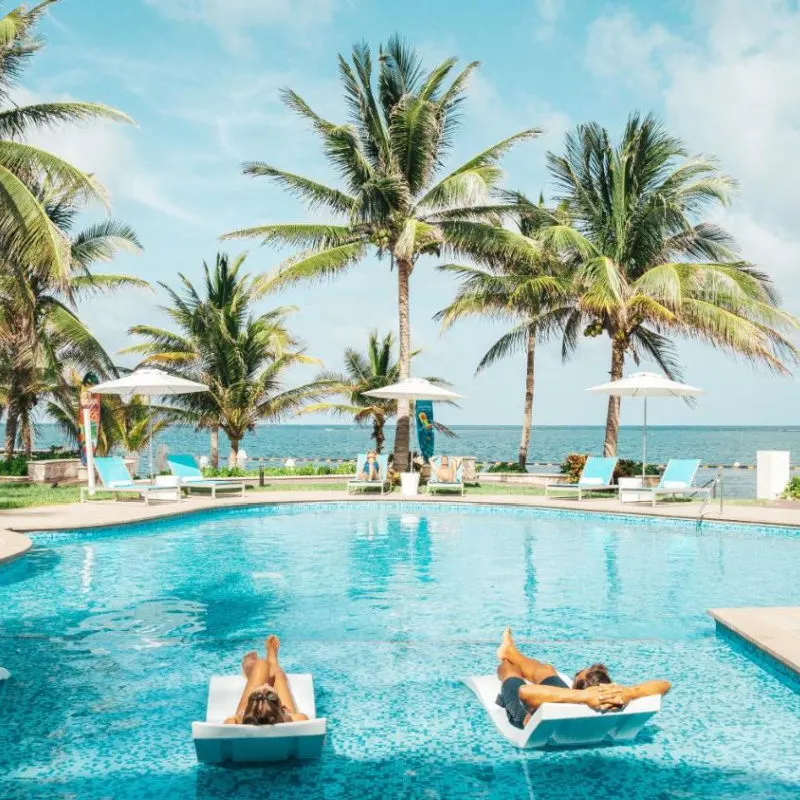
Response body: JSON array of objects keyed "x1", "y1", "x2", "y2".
[
  {"x1": 487, "y1": 461, "x2": 528, "y2": 473},
  {"x1": 616, "y1": 459, "x2": 662, "y2": 478},
  {"x1": 783, "y1": 476, "x2": 800, "y2": 499},
  {"x1": 559, "y1": 453, "x2": 587, "y2": 482},
  {"x1": 0, "y1": 456, "x2": 28, "y2": 476},
  {"x1": 203, "y1": 466, "x2": 248, "y2": 478}
]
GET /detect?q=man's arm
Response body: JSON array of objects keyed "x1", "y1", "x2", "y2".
[
  {"x1": 618, "y1": 680, "x2": 671, "y2": 703},
  {"x1": 519, "y1": 683, "x2": 625, "y2": 712}
]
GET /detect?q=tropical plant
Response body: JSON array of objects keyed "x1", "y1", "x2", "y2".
[
  {"x1": 125, "y1": 252, "x2": 329, "y2": 465},
  {"x1": 1, "y1": 182, "x2": 144, "y2": 457},
  {"x1": 300, "y1": 330, "x2": 451, "y2": 454},
  {"x1": 539, "y1": 113, "x2": 799, "y2": 455},
  {"x1": 436, "y1": 193, "x2": 572, "y2": 467},
  {"x1": 222, "y1": 36, "x2": 541, "y2": 470},
  {"x1": 0, "y1": 1, "x2": 131, "y2": 283}
]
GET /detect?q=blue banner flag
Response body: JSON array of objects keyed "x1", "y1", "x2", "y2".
[{"x1": 415, "y1": 400, "x2": 435, "y2": 462}]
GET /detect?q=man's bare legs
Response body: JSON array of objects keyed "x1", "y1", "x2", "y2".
[
  {"x1": 226, "y1": 649, "x2": 273, "y2": 723},
  {"x1": 496, "y1": 627, "x2": 560, "y2": 684},
  {"x1": 267, "y1": 635, "x2": 308, "y2": 721}
]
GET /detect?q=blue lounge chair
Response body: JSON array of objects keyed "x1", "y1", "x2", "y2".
[
  {"x1": 427, "y1": 456, "x2": 465, "y2": 496},
  {"x1": 347, "y1": 453, "x2": 390, "y2": 495},
  {"x1": 637, "y1": 459, "x2": 710, "y2": 507},
  {"x1": 167, "y1": 454, "x2": 246, "y2": 499},
  {"x1": 81, "y1": 457, "x2": 181, "y2": 504},
  {"x1": 545, "y1": 456, "x2": 618, "y2": 501}
]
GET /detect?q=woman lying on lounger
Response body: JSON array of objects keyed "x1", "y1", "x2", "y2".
[
  {"x1": 358, "y1": 450, "x2": 380, "y2": 482},
  {"x1": 495, "y1": 627, "x2": 671, "y2": 729},
  {"x1": 224, "y1": 635, "x2": 308, "y2": 725},
  {"x1": 434, "y1": 455, "x2": 458, "y2": 483}
]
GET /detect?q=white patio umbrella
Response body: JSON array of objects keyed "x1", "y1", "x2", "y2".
[
  {"x1": 91, "y1": 368, "x2": 208, "y2": 481},
  {"x1": 586, "y1": 371, "x2": 703, "y2": 476},
  {"x1": 364, "y1": 378, "x2": 464, "y2": 471}
]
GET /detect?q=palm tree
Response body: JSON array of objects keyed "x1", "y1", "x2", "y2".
[
  {"x1": 0, "y1": 182, "x2": 144, "y2": 456},
  {"x1": 126, "y1": 253, "x2": 328, "y2": 466},
  {"x1": 222, "y1": 36, "x2": 541, "y2": 470},
  {"x1": 539, "y1": 113, "x2": 799, "y2": 455},
  {"x1": 301, "y1": 330, "x2": 451, "y2": 454},
  {"x1": 0, "y1": 1, "x2": 132, "y2": 282},
  {"x1": 436, "y1": 195, "x2": 572, "y2": 467}
]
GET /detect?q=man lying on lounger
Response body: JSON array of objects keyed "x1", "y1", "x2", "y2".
[
  {"x1": 224, "y1": 635, "x2": 309, "y2": 726},
  {"x1": 496, "y1": 627, "x2": 671, "y2": 728}
]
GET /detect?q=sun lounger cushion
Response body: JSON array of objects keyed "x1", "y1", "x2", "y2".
[
  {"x1": 192, "y1": 674, "x2": 326, "y2": 763},
  {"x1": 465, "y1": 674, "x2": 661, "y2": 749}
]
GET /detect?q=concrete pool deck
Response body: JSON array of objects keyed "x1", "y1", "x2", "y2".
[{"x1": 2, "y1": 490, "x2": 800, "y2": 681}]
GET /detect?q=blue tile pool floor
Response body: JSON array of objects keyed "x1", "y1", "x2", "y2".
[{"x1": 1, "y1": 502, "x2": 799, "y2": 799}]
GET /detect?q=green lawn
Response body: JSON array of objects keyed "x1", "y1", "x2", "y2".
[{"x1": 0, "y1": 484, "x2": 116, "y2": 509}]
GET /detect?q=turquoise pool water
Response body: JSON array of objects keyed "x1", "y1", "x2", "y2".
[{"x1": 1, "y1": 503, "x2": 799, "y2": 799}]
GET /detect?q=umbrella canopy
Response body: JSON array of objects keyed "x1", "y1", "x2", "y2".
[
  {"x1": 92, "y1": 368, "x2": 208, "y2": 403},
  {"x1": 91, "y1": 368, "x2": 208, "y2": 479},
  {"x1": 363, "y1": 377, "x2": 464, "y2": 402},
  {"x1": 586, "y1": 371, "x2": 703, "y2": 399},
  {"x1": 586, "y1": 372, "x2": 703, "y2": 477}
]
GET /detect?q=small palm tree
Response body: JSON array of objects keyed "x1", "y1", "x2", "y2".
[
  {"x1": 126, "y1": 253, "x2": 328, "y2": 466},
  {"x1": 540, "y1": 113, "x2": 799, "y2": 454},
  {"x1": 223, "y1": 36, "x2": 541, "y2": 470},
  {"x1": 301, "y1": 330, "x2": 451, "y2": 454},
  {"x1": 436, "y1": 195, "x2": 572, "y2": 467},
  {"x1": 0, "y1": 1, "x2": 132, "y2": 282}
]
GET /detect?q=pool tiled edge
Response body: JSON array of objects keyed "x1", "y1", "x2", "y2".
[{"x1": 710, "y1": 607, "x2": 800, "y2": 692}]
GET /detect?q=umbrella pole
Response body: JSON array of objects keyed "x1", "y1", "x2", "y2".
[
  {"x1": 642, "y1": 396, "x2": 647, "y2": 479},
  {"x1": 149, "y1": 395, "x2": 154, "y2": 481}
]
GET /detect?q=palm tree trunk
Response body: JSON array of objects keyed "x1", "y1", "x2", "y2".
[
  {"x1": 21, "y1": 409, "x2": 33, "y2": 458},
  {"x1": 228, "y1": 437, "x2": 240, "y2": 468},
  {"x1": 393, "y1": 258, "x2": 412, "y2": 472},
  {"x1": 603, "y1": 337, "x2": 627, "y2": 456},
  {"x1": 517, "y1": 329, "x2": 536, "y2": 468},
  {"x1": 4, "y1": 409, "x2": 18, "y2": 459},
  {"x1": 210, "y1": 425, "x2": 219, "y2": 469},
  {"x1": 372, "y1": 416, "x2": 385, "y2": 454}
]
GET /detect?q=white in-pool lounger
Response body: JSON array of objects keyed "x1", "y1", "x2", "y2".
[
  {"x1": 192, "y1": 674, "x2": 326, "y2": 764},
  {"x1": 464, "y1": 674, "x2": 661, "y2": 749}
]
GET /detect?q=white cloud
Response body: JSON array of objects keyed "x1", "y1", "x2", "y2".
[
  {"x1": 534, "y1": 0, "x2": 565, "y2": 41},
  {"x1": 145, "y1": 0, "x2": 340, "y2": 50}
]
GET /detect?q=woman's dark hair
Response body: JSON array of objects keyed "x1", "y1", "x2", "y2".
[
  {"x1": 241, "y1": 687, "x2": 285, "y2": 726},
  {"x1": 573, "y1": 663, "x2": 612, "y2": 690}
]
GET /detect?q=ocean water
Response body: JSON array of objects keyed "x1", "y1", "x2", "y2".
[
  {"x1": 13, "y1": 423, "x2": 800, "y2": 498},
  {"x1": 1, "y1": 502, "x2": 799, "y2": 799}
]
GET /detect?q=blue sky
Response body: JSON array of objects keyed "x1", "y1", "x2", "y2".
[{"x1": 26, "y1": 0, "x2": 800, "y2": 428}]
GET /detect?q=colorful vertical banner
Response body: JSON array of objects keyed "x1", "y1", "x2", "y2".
[
  {"x1": 415, "y1": 399, "x2": 435, "y2": 462},
  {"x1": 78, "y1": 374, "x2": 101, "y2": 466}
]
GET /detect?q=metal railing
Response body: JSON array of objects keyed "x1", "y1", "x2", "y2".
[{"x1": 696, "y1": 467, "x2": 724, "y2": 529}]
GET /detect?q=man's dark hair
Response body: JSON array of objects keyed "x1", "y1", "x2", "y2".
[{"x1": 573, "y1": 663, "x2": 612, "y2": 690}]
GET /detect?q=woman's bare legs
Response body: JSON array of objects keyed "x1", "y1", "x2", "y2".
[
  {"x1": 496, "y1": 627, "x2": 559, "y2": 684},
  {"x1": 266, "y1": 635, "x2": 308, "y2": 720},
  {"x1": 226, "y1": 650, "x2": 272, "y2": 723}
]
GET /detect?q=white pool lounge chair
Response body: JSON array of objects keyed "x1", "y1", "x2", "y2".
[
  {"x1": 465, "y1": 673, "x2": 661, "y2": 749},
  {"x1": 427, "y1": 456, "x2": 465, "y2": 496},
  {"x1": 545, "y1": 456, "x2": 618, "y2": 501},
  {"x1": 80, "y1": 457, "x2": 181, "y2": 504},
  {"x1": 633, "y1": 459, "x2": 711, "y2": 507},
  {"x1": 167, "y1": 454, "x2": 246, "y2": 499},
  {"x1": 347, "y1": 453, "x2": 390, "y2": 495},
  {"x1": 192, "y1": 674, "x2": 326, "y2": 764}
]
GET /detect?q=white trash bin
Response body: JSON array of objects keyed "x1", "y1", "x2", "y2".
[{"x1": 400, "y1": 472, "x2": 420, "y2": 496}]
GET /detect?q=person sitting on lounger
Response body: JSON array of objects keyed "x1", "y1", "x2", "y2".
[
  {"x1": 224, "y1": 635, "x2": 309, "y2": 725},
  {"x1": 358, "y1": 450, "x2": 380, "y2": 482},
  {"x1": 495, "y1": 627, "x2": 671, "y2": 729},
  {"x1": 434, "y1": 455, "x2": 458, "y2": 483}
]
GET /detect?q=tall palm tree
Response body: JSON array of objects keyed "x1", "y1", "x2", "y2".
[
  {"x1": 540, "y1": 113, "x2": 799, "y2": 455},
  {"x1": 126, "y1": 253, "x2": 328, "y2": 466},
  {"x1": 436, "y1": 195, "x2": 572, "y2": 467},
  {"x1": 0, "y1": 1, "x2": 132, "y2": 282},
  {"x1": 0, "y1": 182, "x2": 144, "y2": 456},
  {"x1": 300, "y1": 330, "x2": 451, "y2": 454},
  {"x1": 222, "y1": 36, "x2": 541, "y2": 469}
]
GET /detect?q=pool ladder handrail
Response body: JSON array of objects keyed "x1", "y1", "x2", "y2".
[{"x1": 696, "y1": 467, "x2": 724, "y2": 529}]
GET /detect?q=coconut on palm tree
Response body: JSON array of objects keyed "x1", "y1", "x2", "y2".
[
  {"x1": 126, "y1": 253, "x2": 329, "y2": 466},
  {"x1": 222, "y1": 36, "x2": 542, "y2": 469},
  {"x1": 436, "y1": 194, "x2": 572, "y2": 468},
  {"x1": 539, "y1": 113, "x2": 799, "y2": 455},
  {"x1": 300, "y1": 330, "x2": 453, "y2": 454},
  {"x1": 1, "y1": 181, "x2": 144, "y2": 456},
  {"x1": 0, "y1": 1, "x2": 132, "y2": 283}
]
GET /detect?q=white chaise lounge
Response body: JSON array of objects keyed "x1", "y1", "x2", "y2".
[
  {"x1": 192, "y1": 674, "x2": 326, "y2": 764},
  {"x1": 464, "y1": 673, "x2": 661, "y2": 749}
]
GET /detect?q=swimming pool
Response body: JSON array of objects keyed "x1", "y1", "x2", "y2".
[{"x1": 1, "y1": 502, "x2": 799, "y2": 799}]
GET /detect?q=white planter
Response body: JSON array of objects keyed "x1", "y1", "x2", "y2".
[
  {"x1": 618, "y1": 476, "x2": 650, "y2": 503},
  {"x1": 400, "y1": 472, "x2": 420, "y2": 497},
  {"x1": 757, "y1": 450, "x2": 790, "y2": 500}
]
